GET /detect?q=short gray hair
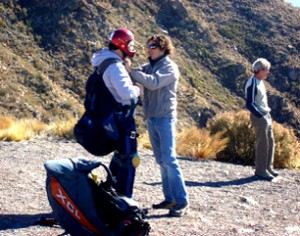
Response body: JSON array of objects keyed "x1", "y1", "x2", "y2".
[{"x1": 251, "y1": 58, "x2": 271, "y2": 74}]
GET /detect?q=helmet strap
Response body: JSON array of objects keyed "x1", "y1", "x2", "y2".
[{"x1": 121, "y1": 50, "x2": 129, "y2": 59}]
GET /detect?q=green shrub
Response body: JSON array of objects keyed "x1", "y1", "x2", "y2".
[
  {"x1": 218, "y1": 23, "x2": 241, "y2": 40},
  {"x1": 0, "y1": 88, "x2": 6, "y2": 97},
  {"x1": 23, "y1": 73, "x2": 51, "y2": 94}
]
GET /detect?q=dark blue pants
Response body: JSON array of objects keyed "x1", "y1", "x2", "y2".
[{"x1": 109, "y1": 114, "x2": 138, "y2": 198}]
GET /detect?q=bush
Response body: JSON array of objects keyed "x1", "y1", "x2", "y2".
[
  {"x1": 272, "y1": 122, "x2": 300, "y2": 169},
  {"x1": 138, "y1": 126, "x2": 229, "y2": 160},
  {"x1": 138, "y1": 132, "x2": 152, "y2": 150},
  {"x1": 176, "y1": 126, "x2": 229, "y2": 160},
  {"x1": 46, "y1": 118, "x2": 77, "y2": 139},
  {"x1": 0, "y1": 116, "x2": 13, "y2": 130},
  {"x1": 208, "y1": 110, "x2": 255, "y2": 164},
  {"x1": 208, "y1": 110, "x2": 300, "y2": 169},
  {"x1": 0, "y1": 116, "x2": 76, "y2": 141},
  {"x1": 0, "y1": 117, "x2": 46, "y2": 141}
]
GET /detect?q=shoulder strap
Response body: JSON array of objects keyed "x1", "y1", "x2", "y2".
[
  {"x1": 90, "y1": 58, "x2": 120, "y2": 96},
  {"x1": 96, "y1": 58, "x2": 121, "y2": 76},
  {"x1": 85, "y1": 58, "x2": 121, "y2": 114}
]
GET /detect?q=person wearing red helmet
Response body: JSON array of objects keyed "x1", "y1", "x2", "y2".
[
  {"x1": 91, "y1": 28, "x2": 140, "y2": 198},
  {"x1": 109, "y1": 28, "x2": 136, "y2": 58}
]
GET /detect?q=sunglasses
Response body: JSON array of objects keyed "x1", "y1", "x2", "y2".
[{"x1": 147, "y1": 43, "x2": 158, "y2": 49}]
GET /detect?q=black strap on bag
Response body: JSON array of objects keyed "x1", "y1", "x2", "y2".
[
  {"x1": 74, "y1": 58, "x2": 121, "y2": 156},
  {"x1": 88, "y1": 160, "x2": 151, "y2": 235},
  {"x1": 75, "y1": 57, "x2": 140, "y2": 156},
  {"x1": 40, "y1": 158, "x2": 150, "y2": 235},
  {"x1": 84, "y1": 58, "x2": 121, "y2": 117}
]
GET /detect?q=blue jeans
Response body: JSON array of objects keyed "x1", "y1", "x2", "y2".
[{"x1": 147, "y1": 117, "x2": 188, "y2": 204}]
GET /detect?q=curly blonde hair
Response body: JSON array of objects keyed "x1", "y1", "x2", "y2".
[{"x1": 147, "y1": 34, "x2": 175, "y2": 56}]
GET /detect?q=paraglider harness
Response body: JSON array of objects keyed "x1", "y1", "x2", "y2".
[
  {"x1": 43, "y1": 157, "x2": 150, "y2": 236},
  {"x1": 74, "y1": 58, "x2": 138, "y2": 156}
]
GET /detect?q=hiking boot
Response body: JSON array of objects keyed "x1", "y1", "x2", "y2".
[
  {"x1": 255, "y1": 172, "x2": 274, "y2": 181},
  {"x1": 169, "y1": 203, "x2": 189, "y2": 217},
  {"x1": 268, "y1": 169, "x2": 279, "y2": 177},
  {"x1": 152, "y1": 200, "x2": 176, "y2": 210}
]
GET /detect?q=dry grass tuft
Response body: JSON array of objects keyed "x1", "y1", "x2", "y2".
[
  {"x1": 1, "y1": 113, "x2": 298, "y2": 170},
  {"x1": 0, "y1": 118, "x2": 46, "y2": 141},
  {"x1": 176, "y1": 126, "x2": 229, "y2": 160},
  {"x1": 0, "y1": 116, "x2": 13, "y2": 130},
  {"x1": 138, "y1": 126, "x2": 230, "y2": 160},
  {"x1": 138, "y1": 132, "x2": 152, "y2": 150},
  {"x1": 46, "y1": 118, "x2": 77, "y2": 138},
  {"x1": 0, "y1": 116, "x2": 76, "y2": 141}
]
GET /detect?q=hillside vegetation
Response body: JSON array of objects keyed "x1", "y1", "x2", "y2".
[{"x1": 0, "y1": 0, "x2": 299, "y2": 135}]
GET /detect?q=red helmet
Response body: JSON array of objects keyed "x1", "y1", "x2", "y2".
[{"x1": 109, "y1": 28, "x2": 136, "y2": 57}]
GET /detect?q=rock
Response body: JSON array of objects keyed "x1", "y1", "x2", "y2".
[{"x1": 239, "y1": 196, "x2": 259, "y2": 206}]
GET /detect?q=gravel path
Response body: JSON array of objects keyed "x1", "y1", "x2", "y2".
[{"x1": 0, "y1": 138, "x2": 299, "y2": 236}]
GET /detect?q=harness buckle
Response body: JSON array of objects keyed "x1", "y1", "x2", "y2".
[{"x1": 130, "y1": 131, "x2": 138, "y2": 139}]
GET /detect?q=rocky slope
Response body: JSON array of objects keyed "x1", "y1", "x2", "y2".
[{"x1": 0, "y1": 0, "x2": 299, "y2": 133}]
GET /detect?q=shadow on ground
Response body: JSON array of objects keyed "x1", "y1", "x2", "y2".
[
  {"x1": 144, "y1": 175, "x2": 260, "y2": 188},
  {"x1": 0, "y1": 213, "x2": 56, "y2": 230},
  {"x1": 185, "y1": 176, "x2": 260, "y2": 187}
]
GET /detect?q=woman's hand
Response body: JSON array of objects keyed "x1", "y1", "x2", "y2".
[{"x1": 124, "y1": 58, "x2": 132, "y2": 73}]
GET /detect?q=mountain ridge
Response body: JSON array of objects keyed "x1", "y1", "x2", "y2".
[{"x1": 0, "y1": 0, "x2": 299, "y2": 134}]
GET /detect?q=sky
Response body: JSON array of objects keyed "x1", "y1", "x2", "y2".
[{"x1": 284, "y1": 0, "x2": 300, "y2": 7}]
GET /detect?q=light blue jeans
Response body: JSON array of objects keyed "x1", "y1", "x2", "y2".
[{"x1": 147, "y1": 117, "x2": 189, "y2": 205}]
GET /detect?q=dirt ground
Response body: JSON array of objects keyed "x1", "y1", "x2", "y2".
[{"x1": 0, "y1": 138, "x2": 299, "y2": 236}]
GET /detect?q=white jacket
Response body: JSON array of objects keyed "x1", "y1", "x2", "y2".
[{"x1": 92, "y1": 48, "x2": 140, "y2": 106}]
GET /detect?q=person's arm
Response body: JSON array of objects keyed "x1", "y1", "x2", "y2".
[
  {"x1": 131, "y1": 63, "x2": 178, "y2": 90},
  {"x1": 106, "y1": 62, "x2": 140, "y2": 101},
  {"x1": 245, "y1": 78, "x2": 264, "y2": 118}
]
